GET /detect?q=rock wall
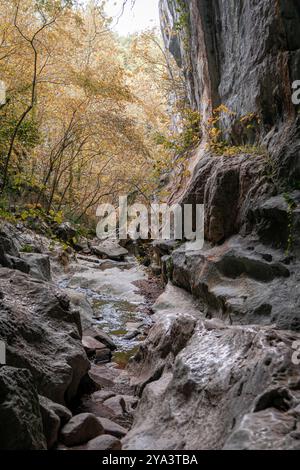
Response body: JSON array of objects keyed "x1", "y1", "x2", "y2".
[{"x1": 160, "y1": 0, "x2": 300, "y2": 139}]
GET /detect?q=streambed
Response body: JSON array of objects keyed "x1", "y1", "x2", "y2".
[{"x1": 58, "y1": 255, "x2": 153, "y2": 368}]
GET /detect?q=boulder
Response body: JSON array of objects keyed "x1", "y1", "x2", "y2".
[
  {"x1": 39, "y1": 398, "x2": 61, "y2": 449},
  {"x1": 82, "y1": 336, "x2": 107, "y2": 355},
  {"x1": 60, "y1": 413, "x2": 104, "y2": 447},
  {"x1": 0, "y1": 366, "x2": 46, "y2": 450},
  {"x1": 20, "y1": 253, "x2": 52, "y2": 281},
  {"x1": 91, "y1": 242, "x2": 128, "y2": 261},
  {"x1": 85, "y1": 434, "x2": 122, "y2": 450},
  {"x1": 98, "y1": 417, "x2": 128, "y2": 438},
  {"x1": 123, "y1": 317, "x2": 300, "y2": 450},
  {"x1": 103, "y1": 395, "x2": 138, "y2": 417},
  {"x1": 0, "y1": 267, "x2": 90, "y2": 405},
  {"x1": 83, "y1": 326, "x2": 117, "y2": 351}
]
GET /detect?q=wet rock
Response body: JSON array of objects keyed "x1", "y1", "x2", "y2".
[
  {"x1": 0, "y1": 229, "x2": 30, "y2": 273},
  {"x1": 150, "y1": 264, "x2": 162, "y2": 276},
  {"x1": 82, "y1": 336, "x2": 107, "y2": 356},
  {"x1": 98, "y1": 417, "x2": 128, "y2": 438},
  {"x1": 123, "y1": 319, "x2": 300, "y2": 450},
  {"x1": 0, "y1": 366, "x2": 46, "y2": 450},
  {"x1": 20, "y1": 253, "x2": 52, "y2": 281},
  {"x1": 0, "y1": 268, "x2": 90, "y2": 405},
  {"x1": 60, "y1": 413, "x2": 104, "y2": 447},
  {"x1": 85, "y1": 434, "x2": 122, "y2": 450},
  {"x1": 128, "y1": 285, "x2": 197, "y2": 395},
  {"x1": 223, "y1": 409, "x2": 300, "y2": 450},
  {"x1": 124, "y1": 330, "x2": 140, "y2": 341},
  {"x1": 83, "y1": 326, "x2": 117, "y2": 351},
  {"x1": 91, "y1": 242, "x2": 128, "y2": 261}
]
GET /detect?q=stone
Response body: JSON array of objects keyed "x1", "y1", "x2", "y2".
[
  {"x1": 82, "y1": 336, "x2": 107, "y2": 355},
  {"x1": 20, "y1": 253, "x2": 52, "y2": 281},
  {"x1": 123, "y1": 317, "x2": 300, "y2": 450},
  {"x1": 251, "y1": 191, "x2": 300, "y2": 252},
  {"x1": 39, "y1": 395, "x2": 72, "y2": 426},
  {"x1": 64, "y1": 289, "x2": 94, "y2": 331},
  {"x1": 91, "y1": 242, "x2": 128, "y2": 261},
  {"x1": 54, "y1": 222, "x2": 77, "y2": 242},
  {"x1": 98, "y1": 417, "x2": 128, "y2": 438},
  {"x1": 103, "y1": 395, "x2": 138, "y2": 417},
  {"x1": 91, "y1": 390, "x2": 116, "y2": 402},
  {"x1": 0, "y1": 267, "x2": 90, "y2": 405},
  {"x1": 0, "y1": 366, "x2": 46, "y2": 450},
  {"x1": 103, "y1": 396, "x2": 126, "y2": 417},
  {"x1": 60, "y1": 413, "x2": 104, "y2": 447},
  {"x1": 168, "y1": 236, "x2": 300, "y2": 331},
  {"x1": 39, "y1": 397, "x2": 61, "y2": 449},
  {"x1": 83, "y1": 326, "x2": 117, "y2": 351},
  {"x1": 85, "y1": 434, "x2": 122, "y2": 450},
  {"x1": 89, "y1": 364, "x2": 118, "y2": 389},
  {"x1": 95, "y1": 348, "x2": 112, "y2": 364}
]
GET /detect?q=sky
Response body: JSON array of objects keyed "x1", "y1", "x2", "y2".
[{"x1": 104, "y1": 0, "x2": 160, "y2": 36}]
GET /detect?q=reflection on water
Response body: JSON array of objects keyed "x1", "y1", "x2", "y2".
[{"x1": 58, "y1": 257, "x2": 151, "y2": 368}]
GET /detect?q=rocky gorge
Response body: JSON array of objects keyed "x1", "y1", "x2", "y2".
[{"x1": 0, "y1": 0, "x2": 300, "y2": 452}]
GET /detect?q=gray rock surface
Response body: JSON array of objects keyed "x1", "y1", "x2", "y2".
[
  {"x1": 20, "y1": 252, "x2": 52, "y2": 281},
  {"x1": 0, "y1": 366, "x2": 46, "y2": 450},
  {"x1": 0, "y1": 267, "x2": 90, "y2": 405},
  {"x1": 91, "y1": 242, "x2": 129, "y2": 261},
  {"x1": 123, "y1": 294, "x2": 300, "y2": 450},
  {"x1": 60, "y1": 413, "x2": 104, "y2": 447}
]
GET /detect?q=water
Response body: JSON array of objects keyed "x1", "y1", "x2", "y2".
[{"x1": 58, "y1": 256, "x2": 152, "y2": 368}]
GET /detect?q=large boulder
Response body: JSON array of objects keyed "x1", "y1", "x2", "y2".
[
  {"x1": 123, "y1": 305, "x2": 300, "y2": 450},
  {"x1": 60, "y1": 413, "x2": 104, "y2": 447},
  {"x1": 166, "y1": 236, "x2": 300, "y2": 331},
  {"x1": 39, "y1": 396, "x2": 72, "y2": 449},
  {"x1": 0, "y1": 267, "x2": 90, "y2": 405},
  {"x1": 91, "y1": 241, "x2": 128, "y2": 261},
  {"x1": 0, "y1": 366, "x2": 46, "y2": 450}
]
